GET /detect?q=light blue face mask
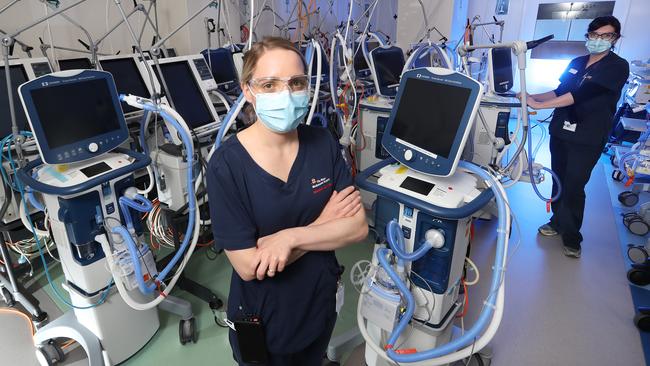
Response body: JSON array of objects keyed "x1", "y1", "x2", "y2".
[
  {"x1": 585, "y1": 38, "x2": 611, "y2": 54},
  {"x1": 251, "y1": 89, "x2": 310, "y2": 133}
]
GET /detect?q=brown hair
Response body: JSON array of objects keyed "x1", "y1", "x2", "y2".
[{"x1": 241, "y1": 37, "x2": 308, "y2": 84}]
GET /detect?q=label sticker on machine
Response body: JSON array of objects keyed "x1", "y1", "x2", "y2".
[{"x1": 41, "y1": 166, "x2": 69, "y2": 183}]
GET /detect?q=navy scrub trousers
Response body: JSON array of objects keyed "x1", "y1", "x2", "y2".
[
  {"x1": 548, "y1": 51, "x2": 629, "y2": 250},
  {"x1": 207, "y1": 124, "x2": 354, "y2": 366}
]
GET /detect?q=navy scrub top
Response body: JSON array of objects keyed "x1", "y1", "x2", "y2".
[
  {"x1": 549, "y1": 51, "x2": 629, "y2": 146},
  {"x1": 206, "y1": 124, "x2": 353, "y2": 354}
]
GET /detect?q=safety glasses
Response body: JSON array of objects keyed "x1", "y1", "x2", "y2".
[
  {"x1": 585, "y1": 31, "x2": 618, "y2": 41},
  {"x1": 248, "y1": 75, "x2": 310, "y2": 94}
]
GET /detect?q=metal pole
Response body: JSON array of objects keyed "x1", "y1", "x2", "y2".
[
  {"x1": 2, "y1": 42, "x2": 23, "y2": 161},
  {"x1": 137, "y1": 1, "x2": 154, "y2": 43},
  {"x1": 0, "y1": 0, "x2": 21, "y2": 17},
  {"x1": 417, "y1": 0, "x2": 430, "y2": 41},
  {"x1": 54, "y1": 11, "x2": 97, "y2": 66},
  {"x1": 0, "y1": 29, "x2": 33, "y2": 57},
  {"x1": 151, "y1": 55, "x2": 173, "y2": 107},
  {"x1": 150, "y1": 0, "x2": 218, "y2": 55},
  {"x1": 459, "y1": 41, "x2": 529, "y2": 172},
  {"x1": 216, "y1": 1, "x2": 222, "y2": 48},
  {"x1": 41, "y1": 43, "x2": 110, "y2": 56},
  {"x1": 113, "y1": 0, "x2": 158, "y2": 99},
  {"x1": 7, "y1": 0, "x2": 90, "y2": 39},
  {"x1": 95, "y1": 3, "x2": 144, "y2": 47}
]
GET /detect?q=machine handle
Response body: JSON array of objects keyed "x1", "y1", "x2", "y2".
[
  {"x1": 526, "y1": 34, "x2": 554, "y2": 50},
  {"x1": 355, "y1": 158, "x2": 494, "y2": 220},
  {"x1": 17, "y1": 148, "x2": 151, "y2": 196}
]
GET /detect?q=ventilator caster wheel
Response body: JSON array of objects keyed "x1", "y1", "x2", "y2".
[
  {"x1": 1, "y1": 287, "x2": 15, "y2": 307},
  {"x1": 32, "y1": 311, "x2": 48, "y2": 324},
  {"x1": 619, "y1": 191, "x2": 640, "y2": 207},
  {"x1": 635, "y1": 312, "x2": 650, "y2": 332},
  {"x1": 453, "y1": 353, "x2": 487, "y2": 366},
  {"x1": 628, "y1": 268, "x2": 650, "y2": 286},
  {"x1": 35, "y1": 341, "x2": 64, "y2": 366},
  {"x1": 179, "y1": 317, "x2": 198, "y2": 345},
  {"x1": 612, "y1": 169, "x2": 625, "y2": 182},
  {"x1": 322, "y1": 361, "x2": 340, "y2": 366}
]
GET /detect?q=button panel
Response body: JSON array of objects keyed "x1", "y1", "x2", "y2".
[
  {"x1": 193, "y1": 58, "x2": 213, "y2": 81},
  {"x1": 53, "y1": 134, "x2": 124, "y2": 163},
  {"x1": 404, "y1": 149, "x2": 414, "y2": 161},
  {"x1": 384, "y1": 140, "x2": 445, "y2": 174},
  {"x1": 402, "y1": 226, "x2": 412, "y2": 239}
]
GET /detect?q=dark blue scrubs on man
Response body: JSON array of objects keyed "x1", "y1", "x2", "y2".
[
  {"x1": 548, "y1": 52, "x2": 629, "y2": 250},
  {"x1": 207, "y1": 124, "x2": 353, "y2": 365}
]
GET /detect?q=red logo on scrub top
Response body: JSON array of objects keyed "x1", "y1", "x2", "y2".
[{"x1": 311, "y1": 177, "x2": 332, "y2": 194}]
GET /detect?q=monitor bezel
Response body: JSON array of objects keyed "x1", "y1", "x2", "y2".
[
  {"x1": 57, "y1": 57, "x2": 94, "y2": 71},
  {"x1": 98, "y1": 54, "x2": 157, "y2": 116},
  {"x1": 200, "y1": 48, "x2": 240, "y2": 90},
  {"x1": 0, "y1": 57, "x2": 54, "y2": 80},
  {"x1": 147, "y1": 55, "x2": 220, "y2": 135},
  {"x1": 0, "y1": 64, "x2": 31, "y2": 138},
  {"x1": 369, "y1": 46, "x2": 405, "y2": 98},
  {"x1": 18, "y1": 70, "x2": 129, "y2": 165},
  {"x1": 380, "y1": 67, "x2": 483, "y2": 177},
  {"x1": 488, "y1": 48, "x2": 514, "y2": 95}
]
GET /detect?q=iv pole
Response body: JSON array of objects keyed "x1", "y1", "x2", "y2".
[
  {"x1": 145, "y1": 0, "x2": 219, "y2": 108},
  {"x1": 2, "y1": 0, "x2": 91, "y2": 163}
]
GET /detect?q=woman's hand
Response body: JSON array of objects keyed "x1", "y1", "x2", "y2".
[
  {"x1": 311, "y1": 186, "x2": 362, "y2": 226},
  {"x1": 255, "y1": 230, "x2": 297, "y2": 280},
  {"x1": 526, "y1": 98, "x2": 543, "y2": 110}
]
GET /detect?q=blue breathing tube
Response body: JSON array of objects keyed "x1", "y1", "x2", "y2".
[
  {"x1": 114, "y1": 96, "x2": 197, "y2": 295},
  {"x1": 138, "y1": 110, "x2": 150, "y2": 155},
  {"x1": 526, "y1": 119, "x2": 561, "y2": 203},
  {"x1": 386, "y1": 220, "x2": 432, "y2": 263},
  {"x1": 618, "y1": 150, "x2": 649, "y2": 180},
  {"x1": 375, "y1": 161, "x2": 508, "y2": 363},
  {"x1": 118, "y1": 194, "x2": 153, "y2": 232},
  {"x1": 214, "y1": 93, "x2": 245, "y2": 150},
  {"x1": 616, "y1": 129, "x2": 650, "y2": 179}
]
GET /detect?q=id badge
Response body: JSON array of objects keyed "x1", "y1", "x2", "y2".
[
  {"x1": 562, "y1": 120, "x2": 577, "y2": 132},
  {"x1": 336, "y1": 280, "x2": 345, "y2": 313}
]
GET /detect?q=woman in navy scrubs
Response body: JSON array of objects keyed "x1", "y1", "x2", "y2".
[
  {"x1": 524, "y1": 16, "x2": 629, "y2": 258},
  {"x1": 207, "y1": 37, "x2": 368, "y2": 365}
]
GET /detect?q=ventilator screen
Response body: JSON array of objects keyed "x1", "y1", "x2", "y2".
[
  {"x1": 58, "y1": 58, "x2": 93, "y2": 71},
  {"x1": 0, "y1": 65, "x2": 29, "y2": 138},
  {"x1": 30, "y1": 78, "x2": 122, "y2": 148},
  {"x1": 155, "y1": 61, "x2": 214, "y2": 129},
  {"x1": 374, "y1": 47, "x2": 404, "y2": 88},
  {"x1": 390, "y1": 77, "x2": 471, "y2": 159},
  {"x1": 491, "y1": 48, "x2": 513, "y2": 93},
  {"x1": 100, "y1": 58, "x2": 151, "y2": 114}
]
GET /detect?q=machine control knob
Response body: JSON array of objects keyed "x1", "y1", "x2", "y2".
[
  {"x1": 404, "y1": 149, "x2": 414, "y2": 161},
  {"x1": 425, "y1": 229, "x2": 445, "y2": 249},
  {"x1": 88, "y1": 142, "x2": 99, "y2": 153}
]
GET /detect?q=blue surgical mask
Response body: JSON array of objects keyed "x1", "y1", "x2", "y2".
[
  {"x1": 585, "y1": 38, "x2": 611, "y2": 54},
  {"x1": 251, "y1": 89, "x2": 310, "y2": 133}
]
